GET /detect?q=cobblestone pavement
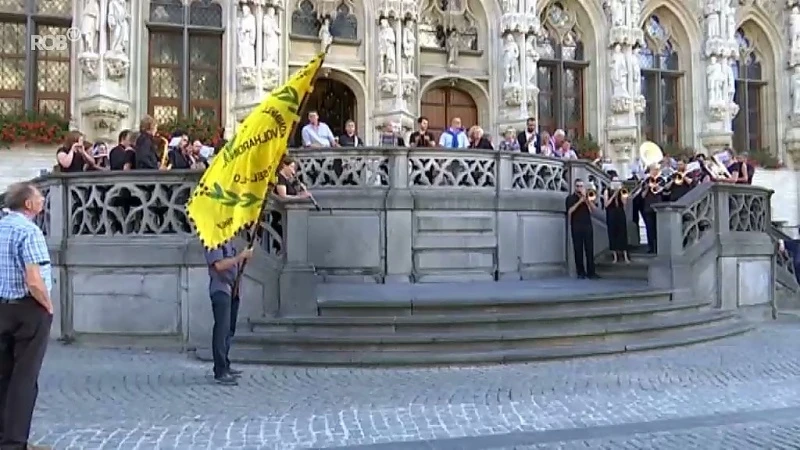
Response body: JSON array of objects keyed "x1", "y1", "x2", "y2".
[{"x1": 28, "y1": 322, "x2": 800, "y2": 449}]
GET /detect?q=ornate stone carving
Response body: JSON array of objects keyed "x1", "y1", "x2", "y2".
[
  {"x1": 706, "y1": 56, "x2": 726, "y2": 107},
  {"x1": 81, "y1": 0, "x2": 101, "y2": 54},
  {"x1": 79, "y1": 54, "x2": 100, "y2": 80},
  {"x1": 630, "y1": 46, "x2": 645, "y2": 113},
  {"x1": 446, "y1": 29, "x2": 460, "y2": 70},
  {"x1": 501, "y1": 0, "x2": 518, "y2": 13},
  {"x1": 526, "y1": 85, "x2": 539, "y2": 114},
  {"x1": 379, "y1": 74, "x2": 398, "y2": 97},
  {"x1": 524, "y1": 34, "x2": 538, "y2": 86},
  {"x1": 791, "y1": 6, "x2": 800, "y2": 65},
  {"x1": 378, "y1": 18, "x2": 397, "y2": 75},
  {"x1": 319, "y1": 16, "x2": 333, "y2": 48},
  {"x1": 502, "y1": 34, "x2": 520, "y2": 86},
  {"x1": 262, "y1": 67, "x2": 280, "y2": 91},
  {"x1": 238, "y1": 5, "x2": 257, "y2": 68},
  {"x1": 263, "y1": 6, "x2": 281, "y2": 68},
  {"x1": 704, "y1": 0, "x2": 737, "y2": 57},
  {"x1": 418, "y1": 0, "x2": 479, "y2": 52},
  {"x1": 510, "y1": 157, "x2": 569, "y2": 191},
  {"x1": 106, "y1": 0, "x2": 130, "y2": 56},
  {"x1": 238, "y1": 67, "x2": 258, "y2": 90},
  {"x1": 105, "y1": 54, "x2": 130, "y2": 80},
  {"x1": 401, "y1": 20, "x2": 416, "y2": 76},
  {"x1": 408, "y1": 154, "x2": 496, "y2": 187},
  {"x1": 80, "y1": 99, "x2": 130, "y2": 142},
  {"x1": 295, "y1": 153, "x2": 391, "y2": 187},
  {"x1": 792, "y1": 66, "x2": 800, "y2": 119},
  {"x1": 503, "y1": 85, "x2": 522, "y2": 106},
  {"x1": 402, "y1": 77, "x2": 418, "y2": 101}
]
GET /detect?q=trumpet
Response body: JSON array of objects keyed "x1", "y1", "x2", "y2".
[
  {"x1": 672, "y1": 171, "x2": 685, "y2": 185},
  {"x1": 648, "y1": 176, "x2": 665, "y2": 195},
  {"x1": 620, "y1": 187, "x2": 630, "y2": 199},
  {"x1": 586, "y1": 188, "x2": 597, "y2": 202}
]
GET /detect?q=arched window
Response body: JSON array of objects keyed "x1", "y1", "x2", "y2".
[
  {"x1": 0, "y1": 0, "x2": 72, "y2": 118},
  {"x1": 639, "y1": 15, "x2": 682, "y2": 146},
  {"x1": 537, "y1": 3, "x2": 588, "y2": 138},
  {"x1": 147, "y1": 0, "x2": 223, "y2": 125},
  {"x1": 731, "y1": 28, "x2": 765, "y2": 152}
]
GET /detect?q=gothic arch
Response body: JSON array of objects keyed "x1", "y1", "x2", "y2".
[
  {"x1": 535, "y1": 0, "x2": 601, "y2": 139},
  {"x1": 319, "y1": 66, "x2": 367, "y2": 136},
  {"x1": 420, "y1": 76, "x2": 490, "y2": 130},
  {"x1": 639, "y1": 7, "x2": 697, "y2": 147},
  {"x1": 735, "y1": 19, "x2": 779, "y2": 156}
]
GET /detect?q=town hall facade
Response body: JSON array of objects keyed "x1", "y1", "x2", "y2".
[{"x1": 3, "y1": 0, "x2": 799, "y2": 167}]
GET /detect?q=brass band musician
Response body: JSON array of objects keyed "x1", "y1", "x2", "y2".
[
  {"x1": 565, "y1": 178, "x2": 599, "y2": 279},
  {"x1": 639, "y1": 165, "x2": 664, "y2": 254}
]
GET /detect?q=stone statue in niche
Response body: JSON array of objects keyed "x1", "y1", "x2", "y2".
[
  {"x1": 791, "y1": 7, "x2": 800, "y2": 54},
  {"x1": 608, "y1": 0, "x2": 626, "y2": 27},
  {"x1": 704, "y1": 0, "x2": 721, "y2": 41},
  {"x1": 319, "y1": 16, "x2": 333, "y2": 49},
  {"x1": 263, "y1": 6, "x2": 281, "y2": 68},
  {"x1": 719, "y1": 0, "x2": 733, "y2": 39},
  {"x1": 501, "y1": 0, "x2": 518, "y2": 13},
  {"x1": 446, "y1": 29, "x2": 460, "y2": 69},
  {"x1": 724, "y1": 60, "x2": 735, "y2": 104},
  {"x1": 629, "y1": 0, "x2": 641, "y2": 30},
  {"x1": 401, "y1": 20, "x2": 416, "y2": 75},
  {"x1": 706, "y1": 55, "x2": 725, "y2": 106},
  {"x1": 106, "y1": 0, "x2": 129, "y2": 55},
  {"x1": 378, "y1": 18, "x2": 396, "y2": 75},
  {"x1": 238, "y1": 5, "x2": 257, "y2": 67},
  {"x1": 630, "y1": 46, "x2": 642, "y2": 96},
  {"x1": 610, "y1": 44, "x2": 628, "y2": 97},
  {"x1": 502, "y1": 34, "x2": 520, "y2": 85},
  {"x1": 792, "y1": 66, "x2": 800, "y2": 115},
  {"x1": 81, "y1": 0, "x2": 100, "y2": 54},
  {"x1": 525, "y1": 34, "x2": 537, "y2": 85}
]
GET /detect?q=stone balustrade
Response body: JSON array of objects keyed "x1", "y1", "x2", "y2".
[{"x1": 0, "y1": 146, "x2": 792, "y2": 346}]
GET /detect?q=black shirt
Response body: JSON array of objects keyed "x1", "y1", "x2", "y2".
[
  {"x1": 337, "y1": 133, "x2": 362, "y2": 147},
  {"x1": 168, "y1": 150, "x2": 193, "y2": 169},
  {"x1": 109, "y1": 145, "x2": 136, "y2": 170},
  {"x1": 276, "y1": 173, "x2": 298, "y2": 196},
  {"x1": 409, "y1": 131, "x2": 436, "y2": 147},
  {"x1": 669, "y1": 182, "x2": 692, "y2": 201},
  {"x1": 56, "y1": 146, "x2": 85, "y2": 172},
  {"x1": 469, "y1": 137, "x2": 494, "y2": 150},
  {"x1": 134, "y1": 133, "x2": 160, "y2": 169},
  {"x1": 565, "y1": 193, "x2": 592, "y2": 230},
  {"x1": 727, "y1": 162, "x2": 755, "y2": 184}
]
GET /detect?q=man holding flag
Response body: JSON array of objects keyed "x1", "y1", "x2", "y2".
[{"x1": 186, "y1": 51, "x2": 327, "y2": 383}]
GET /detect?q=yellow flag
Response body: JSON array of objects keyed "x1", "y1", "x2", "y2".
[{"x1": 186, "y1": 52, "x2": 326, "y2": 249}]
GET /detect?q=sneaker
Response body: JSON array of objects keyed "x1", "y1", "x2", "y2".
[
  {"x1": 228, "y1": 367, "x2": 243, "y2": 377},
  {"x1": 214, "y1": 374, "x2": 238, "y2": 385}
]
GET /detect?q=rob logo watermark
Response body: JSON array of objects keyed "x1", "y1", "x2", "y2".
[{"x1": 31, "y1": 27, "x2": 81, "y2": 51}]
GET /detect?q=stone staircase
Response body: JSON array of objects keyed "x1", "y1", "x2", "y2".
[{"x1": 195, "y1": 260, "x2": 753, "y2": 365}]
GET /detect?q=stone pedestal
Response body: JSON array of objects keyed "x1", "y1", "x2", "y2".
[{"x1": 606, "y1": 125, "x2": 637, "y2": 177}]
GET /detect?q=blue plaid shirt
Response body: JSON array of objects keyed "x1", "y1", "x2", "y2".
[{"x1": 0, "y1": 211, "x2": 51, "y2": 300}]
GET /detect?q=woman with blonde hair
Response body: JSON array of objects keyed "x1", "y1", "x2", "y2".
[{"x1": 467, "y1": 125, "x2": 494, "y2": 149}]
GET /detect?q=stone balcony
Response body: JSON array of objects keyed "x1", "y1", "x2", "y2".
[{"x1": 0, "y1": 146, "x2": 795, "y2": 363}]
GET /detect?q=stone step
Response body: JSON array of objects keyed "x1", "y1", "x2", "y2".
[
  {"x1": 250, "y1": 299, "x2": 709, "y2": 334},
  {"x1": 197, "y1": 318, "x2": 752, "y2": 366},
  {"x1": 318, "y1": 287, "x2": 673, "y2": 317},
  {"x1": 595, "y1": 260, "x2": 650, "y2": 280},
  {"x1": 236, "y1": 310, "x2": 734, "y2": 353}
]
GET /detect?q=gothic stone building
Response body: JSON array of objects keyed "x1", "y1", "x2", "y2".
[{"x1": 5, "y1": 0, "x2": 800, "y2": 165}]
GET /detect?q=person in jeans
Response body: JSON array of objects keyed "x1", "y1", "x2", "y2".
[
  {"x1": 204, "y1": 241, "x2": 253, "y2": 385},
  {"x1": 0, "y1": 182, "x2": 53, "y2": 450}
]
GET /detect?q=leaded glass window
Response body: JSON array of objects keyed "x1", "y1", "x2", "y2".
[
  {"x1": 0, "y1": 0, "x2": 72, "y2": 117},
  {"x1": 537, "y1": 3, "x2": 587, "y2": 139},
  {"x1": 731, "y1": 28, "x2": 764, "y2": 153},
  {"x1": 147, "y1": 0, "x2": 223, "y2": 124},
  {"x1": 639, "y1": 15, "x2": 683, "y2": 147}
]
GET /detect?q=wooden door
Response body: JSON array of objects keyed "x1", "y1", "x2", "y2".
[
  {"x1": 292, "y1": 79, "x2": 356, "y2": 146},
  {"x1": 420, "y1": 87, "x2": 478, "y2": 139}
]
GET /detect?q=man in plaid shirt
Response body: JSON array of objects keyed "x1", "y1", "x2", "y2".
[{"x1": 0, "y1": 181, "x2": 53, "y2": 450}]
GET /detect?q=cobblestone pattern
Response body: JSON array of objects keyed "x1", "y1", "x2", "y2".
[
  {"x1": 27, "y1": 324, "x2": 800, "y2": 449},
  {"x1": 510, "y1": 420, "x2": 800, "y2": 449}
]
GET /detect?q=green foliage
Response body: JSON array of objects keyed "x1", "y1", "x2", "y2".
[
  {"x1": 747, "y1": 147, "x2": 782, "y2": 169},
  {"x1": 573, "y1": 134, "x2": 600, "y2": 160}
]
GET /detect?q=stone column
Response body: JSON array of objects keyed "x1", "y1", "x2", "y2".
[
  {"x1": 76, "y1": 0, "x2": 132, "y2": 142},
  {"x1": 699, "y1": 0, "x2": 738, "y2": 154},
  {"x1": 496, "y1": 0, "x2": 535, "y2": 135},
  {"x1": 604, "y1": 0, "x2": 643, "y2": 176},
  {"x1": 784, "y1": 2, "x2": 800, "y2": 162},
  {"x1": 373, "y1": 0, "x2": 417, "y2": 142}
]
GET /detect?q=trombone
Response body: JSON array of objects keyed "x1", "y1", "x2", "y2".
[{"x1": 158, "y1": 136, "x2": 172, "y2": 170}]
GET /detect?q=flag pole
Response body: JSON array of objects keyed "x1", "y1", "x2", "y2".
[{"x1": 232, "y1": 49, "x2": 329, "y2": 298}]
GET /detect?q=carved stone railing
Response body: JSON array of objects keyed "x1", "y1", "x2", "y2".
[{"x1": 651, "y1": 183, "x2": 776, "y2": 316}]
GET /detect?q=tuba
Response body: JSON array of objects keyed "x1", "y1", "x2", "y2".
[{"x1": 638, "y1": 141, "x2": 664, "y2": 172}]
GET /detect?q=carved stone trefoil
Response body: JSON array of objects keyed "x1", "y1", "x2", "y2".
[
  {"x1": 105, "y1": 53, "x2": 130, "y2": 80},
  {"x1": 79, "y1": 53, "x2": 100, "y2": 80}
]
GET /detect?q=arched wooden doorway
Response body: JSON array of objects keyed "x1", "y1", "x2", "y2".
[
  {"x1": 292, "y1": 78, "x2": 356, "y2": 146},
  {"x1": 420, "y1": 86, "x2": 478, "y2": 138}
]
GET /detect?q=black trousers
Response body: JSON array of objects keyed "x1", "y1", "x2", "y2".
[
  {"x1": 571, "y1": 227, "x2": 596, "y2": 277},
  {"x1": 0, "y1": 298, "x2": 52, "y2": 448},
  {"x1": 210, "y1": 292, "x2": 240, "y2": 378},
  {"x1": 643, "y1": 211, "x2": 658, "y2": 253}
]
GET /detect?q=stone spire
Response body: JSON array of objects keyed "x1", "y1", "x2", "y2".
[
  {"x1": 75, "y1": 0, "x2": 132, "y2": 142},
  {"x1": 700, "y1": 0, "x2": 739, "y2": 154},
  {"x1": 603, "y1": 0, "x2": 644, "y2": 173}
]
